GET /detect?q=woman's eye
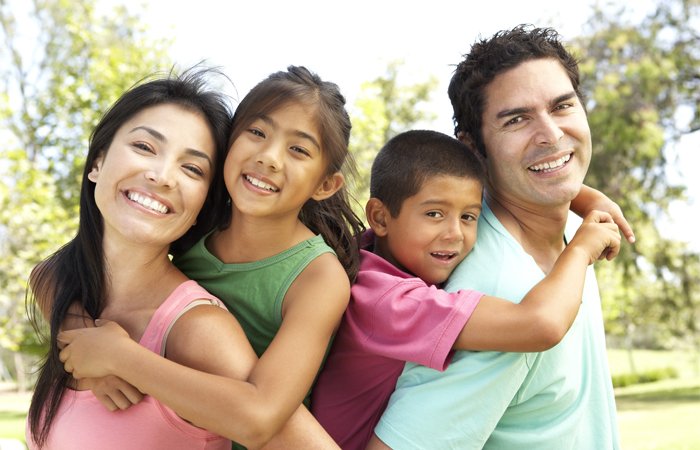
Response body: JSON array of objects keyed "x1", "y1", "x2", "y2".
[
  {"x1": 133, "y1": 142, "x2": 154, "y2": 153},
  {"x1": 184, "y1": 165, "x2": 204, "y2": 177}
]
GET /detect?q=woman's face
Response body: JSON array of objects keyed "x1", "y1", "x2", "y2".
[{"x1": 89, "y1": 103, "x2": 216, "y2": 249}]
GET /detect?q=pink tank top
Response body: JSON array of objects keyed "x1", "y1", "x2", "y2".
[{"x1": 27, "y1": 280, "x2": 232, "y2": 450}]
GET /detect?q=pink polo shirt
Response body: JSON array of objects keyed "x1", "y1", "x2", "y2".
[{"x1": 311, "y1": 232, "x2": 483, "y2": 450}]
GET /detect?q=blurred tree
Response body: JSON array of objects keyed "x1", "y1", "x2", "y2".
[
  {"x1": 0, "y1": 0, "x2": 171, "y2": 390},
  {"x1": 574, "y1": 0, "x2": 700, "y2": 364},
  {"x1": 348, "y1": 60, "x2": 438, "y2": 218}
]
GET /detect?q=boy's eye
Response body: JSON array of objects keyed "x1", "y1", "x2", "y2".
[
  {"x1": 426, "y1": 211, "x2": 443, "y2": 218},
  {"x1": 462, "y1": 214, "x2": 476, "y2": 221}
]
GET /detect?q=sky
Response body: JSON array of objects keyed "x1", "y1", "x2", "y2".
[{"x1": 118, "y1": 0, "x2": 697, "y2": 251}]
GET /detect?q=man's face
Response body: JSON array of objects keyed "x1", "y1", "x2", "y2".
[{"x1": 477, "y1": 58, "x2": 591, "y2": 209}]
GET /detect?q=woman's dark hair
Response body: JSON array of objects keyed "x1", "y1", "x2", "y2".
[
  {"x1": 449, "y1": 25, "x2": 584, "y2": 156},
  {"x1": 26, "y1": 67, "x2": 233, "y2": 448},
  {"x1": 223, "y1": 65, "x2": 364, "y2": 282}
]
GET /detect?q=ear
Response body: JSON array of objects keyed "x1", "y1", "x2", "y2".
[
  {"x1": 365, "y1": 198, "x2": 390, "y2": 237},
  {"x1": 87, "y1": 155, "x2": 104, "y2": 183},
  {"x1": 312, "y1": 172, "x2": 344, "y2": 201}
]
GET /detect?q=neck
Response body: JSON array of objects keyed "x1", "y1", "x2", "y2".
[
  {"x1": 101, "y1": 236, "x2": 183, "y2": 309},
  {"x1": 211, "y1": 207, "x2": 315, "y2": 264},
  {"x1": 484, "y1": 189, "x2": 569, "y2": 274}
]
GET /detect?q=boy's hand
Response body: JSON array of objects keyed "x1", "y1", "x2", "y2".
[
  {"x1": 76, "y1": 376, "x2": 144, "y2": 412},
  {"x1": 568, "y1": 210, "x2": 622, "y2": 264},
  {"x1": 58, "y1": 319, "x2": 132, "y2": 380},
  {"x1": 570, "y1": 186, "x2": 635, "y2": 244}
]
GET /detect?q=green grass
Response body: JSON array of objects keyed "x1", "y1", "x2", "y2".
[{"x1": 615, "y1": 377, "x2": 700, "y2": 450}]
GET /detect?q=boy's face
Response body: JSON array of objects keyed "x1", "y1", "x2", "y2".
[{"x1": 376, "y1": 175, "x2": 483, "y2": 285}]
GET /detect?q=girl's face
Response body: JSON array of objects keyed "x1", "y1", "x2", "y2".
[
  {"x1": 89, "y1": 103, "x2": 216, "y2": 249},
  {"x1": 224, "y1": 102, "x2": 341, "y2": 221}
]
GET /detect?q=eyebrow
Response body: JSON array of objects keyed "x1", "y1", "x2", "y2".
[
  {"x1": 130, "y1": 126, "x2": 212, "y2": 168},
  {"x1": 495, "y1": 91, "x2": 578, "y2": 119},
  {"x1": 419, "y1": 199, "x2": 483, "y2": 210},
  {"x1": 260, "y1": 115, "x2": 321, "y2": 152}
]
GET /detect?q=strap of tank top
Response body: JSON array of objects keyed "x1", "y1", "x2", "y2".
[{"x1": 160, "y1": 298, "x2": 227, "y2": 357}]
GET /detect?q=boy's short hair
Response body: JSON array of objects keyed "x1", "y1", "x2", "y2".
[{"x1": 370, "y1": 130, "x2": 486, "y2": 217}]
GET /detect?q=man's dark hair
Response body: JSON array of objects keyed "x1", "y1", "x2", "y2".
[
  {"x1": 449, "y1": 25, "x2": 584, "y2": 156},
  {"x1": 370, "y1": 130, "x2": 486, "y2": 217}
]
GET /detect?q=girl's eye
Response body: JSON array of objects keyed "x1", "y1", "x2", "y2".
[
  {"x1": 291, "y1": 146, "x2": 310, "y2": 157},
  {"x1": 248, "y1": 128, "x2": 265, "y2": 138},
  {"x1": 133, "y1": 142, "x2": 154, "y2": 153}
]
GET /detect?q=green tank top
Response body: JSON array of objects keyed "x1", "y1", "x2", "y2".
[{"x1": 173, "y1": 233, "x2": 337, "y2": 409}]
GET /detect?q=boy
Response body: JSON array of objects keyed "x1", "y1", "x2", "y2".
[{"x1": 311, "y1": 130, "x2": 620, "y2": 450}]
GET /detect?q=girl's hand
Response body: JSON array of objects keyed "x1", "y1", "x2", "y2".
[
  {"x1": 78, "y1": 376, "x2": 145, "y2": 412},
  {"x1": 570, "y1": 185, "x2": 635, "y2": 244},
  {"x1": 58, "y1": 319, "x2": 133, "y2": 379},
  {"x1": 567, "y1": 210, "x2": 622, "y2": 263}
]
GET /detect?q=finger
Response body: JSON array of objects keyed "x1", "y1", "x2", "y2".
[
  {"x1": 104, "y1": 391, "x2": 135, "y2": 411},
  {"x1": 57, "y1": 331, "x2": 71, "y2": 349},
  {"x1": 616, "y1": 218, "x2": 635, "y2": 244},
  {"x1": 95, "y1": 393, "x2": 121, "y2": 412},
  {"x1": 122, "y1": 385, "x2": 145, "y2": 405},
  {"x1": 95, "y1": 318, "x2": 112, "y2": 327}
]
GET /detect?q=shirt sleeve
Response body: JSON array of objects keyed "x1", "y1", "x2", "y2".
[{"x1": 348, "y1": 276, "x2": 483, "y2": 372}]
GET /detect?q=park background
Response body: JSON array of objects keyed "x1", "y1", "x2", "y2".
[{"x1": 0, "y1": 0, "x2": 698, "y2": 449}]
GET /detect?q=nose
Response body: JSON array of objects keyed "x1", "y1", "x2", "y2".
[
  {"x1": 441, "y1": 217, "x2": 464, "y2": 242},
  {"x1": 534, "y1": 114, "x2": 564, "y2": 147},
  {"x1": 145, "y1": 160, "x2": 177, "y2": 189},
  {"x1": 256, "y1": 141, "x2": 284, "y2": 172}
]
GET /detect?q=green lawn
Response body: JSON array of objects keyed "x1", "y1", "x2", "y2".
[{"x1": 2, "y1": 349, "x2": 699, "y2": 449}]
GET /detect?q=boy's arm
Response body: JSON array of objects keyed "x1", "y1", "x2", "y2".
[
  {"x1": 571, "y1": 185, "x2": 635, "y2": 243},
  {"x1": 453, "y1": 210, "x2": 621, "y2": 352}
]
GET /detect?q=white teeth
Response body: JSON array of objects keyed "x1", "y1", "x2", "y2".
[
  {"x1": 245, "y1": 175, "x2": 279, "y2": 192},
  {"x1": 529, "y1": 154, "x2": 571, "y2": 173},
  {"x1": 127, "y1": 192, "x2": 169, "y2": 213}
]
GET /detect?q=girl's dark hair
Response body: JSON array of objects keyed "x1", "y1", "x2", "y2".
[
  {"x1": 26, "y1": 68, "x2": 233, "y2": 448},
  {"x1": 223, "y1": 65, "x2": 364, "y2": 282}
]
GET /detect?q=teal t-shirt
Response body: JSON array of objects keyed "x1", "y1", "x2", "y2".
[{"x1": 374, "y1": 202, "x2": 621, "y2": 450}]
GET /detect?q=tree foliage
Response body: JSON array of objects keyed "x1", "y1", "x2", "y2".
[
  {"x1": 348, "y1": 60, "x2": 439, "y2": 217},
  {"x1": 0, "y1": 0, "x2": 171, "y2": 375},
  {"x1": 574, "y1": 0, "x2": 700, "y2": 351}
]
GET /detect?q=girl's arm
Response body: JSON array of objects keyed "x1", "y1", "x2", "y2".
[
  {"x1": 571, "y1": 185, "x2": 634, "y2": 243},
  {"x1": 58, "y1": 256, "x2": 348, "y2": 449},
  {"x1": 452, "y1": 210, "x2": 621, "y2": 352}
]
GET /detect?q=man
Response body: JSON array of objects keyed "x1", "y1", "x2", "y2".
[{"x1": 368, "y1": 25, "x2": 622, "y2": 450}]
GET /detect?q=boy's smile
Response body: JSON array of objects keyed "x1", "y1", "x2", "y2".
[{"x1": 371, "y1": 175, "x2": 483, "y2": 286}]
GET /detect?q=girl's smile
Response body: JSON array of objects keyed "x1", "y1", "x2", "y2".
[{"x1": 224, "y1": 102, "x2": 333, "y2": 221}]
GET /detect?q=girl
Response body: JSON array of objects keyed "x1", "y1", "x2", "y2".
[
  {"x1": 57, "y1": 66, "x2": 364, "y2": 449},
  {"x1": 26, "y1": 69, "x2": 247, "y2": 449}
]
